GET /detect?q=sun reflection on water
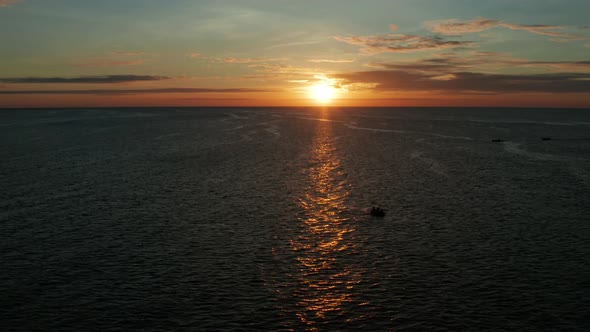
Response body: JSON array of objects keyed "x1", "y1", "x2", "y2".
[{"x1": 285, "y1": 115, "x2": 363, "y2": 329}]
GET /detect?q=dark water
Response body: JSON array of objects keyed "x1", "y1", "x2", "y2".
[{"x1": 1, "y1": 107, "x2": 589, "y2": 331}]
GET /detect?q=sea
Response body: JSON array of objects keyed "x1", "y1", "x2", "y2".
[{"x1": 1, "y1": 107, "x2": 589, "y2": 331}]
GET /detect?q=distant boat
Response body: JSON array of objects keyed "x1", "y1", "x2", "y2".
[
  {"x1": 370, "y1": 207, "x2": 385, "y2": 217},
  {"x1": 541, "y1": 137, "x2": 552, "y2": 141},
  {"x1": 491, "y1": 139, "x2": 505, "y2": 143}
]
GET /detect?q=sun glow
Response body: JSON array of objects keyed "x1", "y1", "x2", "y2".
[{"x1": 309, "y1": 83, "x2": 337, "y2": 104}]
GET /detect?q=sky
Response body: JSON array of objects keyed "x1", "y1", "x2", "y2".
[{"x1": 1, "y1": 0, "x2": 590, "y2": 108}]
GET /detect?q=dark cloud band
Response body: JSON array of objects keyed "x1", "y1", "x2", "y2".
[
  {"x1": 334, "y1": 34, "x2": 473, "y2": 54},
  {"x1": 0, "y1": 75, "x2": 169, "y2": 84},
  {"x1": 335, "y1": 70, "x2": 590, "y2": 93},
  {"x1": 0, "y1": 87, "x2": 272, "y2": 95}
]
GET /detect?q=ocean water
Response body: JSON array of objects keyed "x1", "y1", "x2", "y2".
[{"x1": 1, "y1": 107, "x2": 589, "y2": 331}]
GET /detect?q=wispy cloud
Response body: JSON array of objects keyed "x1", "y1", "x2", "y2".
[
  {"x1": 249, "y1": 63, "x2": 322, "y2": 77},
  {"x1": 501, "y1": 23, "x2": 577, "y2": 39},
  {"x1": 266, "y1": 39, "x2": 322, "y2": 50},
  {"x1": 527, "y1": 60, "x2": 590, "y2": 71},
  {"x1": 334, "y1": 34, "x2": 473, "y2": 54},
  {"x1": 0, "y1": 0, "x2": 20, "y2": 7},
  {"x1": 0, "y1": 87, "x2": 272, "y2": 95},
  {"x1": 111, "y1": 51, "x2": 144, "y2": 56},
  {"x1": 307, "y1": 59, "x2": 355, "y2": 63},
  {"x1": 223, "y1": 57, "x2": 286, "y2": 63},
  {"x1": 0, "y1": 75, "x2": 168, "y2": 84},
  {"x1": 428, "y1": 18, "x2": 501, "y2": 35},
  {"x1": 189, "y1": 53, "x2": 201, "y2": 58},
  {"x1": 72, "y1": 59, "x2": 145, "y2": 67},
  {"x1": 238, "y1": 63, "x2": 337, "y2": 85},
  {"x1": 428, "y1": 18, "x2": 583, "y2": 41},
  {"x1": 71, "y1": 52, "x2": 147, "y2": 67}
]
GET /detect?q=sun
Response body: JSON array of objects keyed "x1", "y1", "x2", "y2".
[{"x1": 309, "y1": 83, "x2": 337, "y2": 104}]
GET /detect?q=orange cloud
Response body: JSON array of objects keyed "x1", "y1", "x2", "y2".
[
  {"x1": 72, "y1": 59, "x2": 145, "y2": 67},
  {"x1": 307, "y1": 59, "x2": 355, "y2": 63},
  {"x1": 223, "y1": 57, "x2": 285, "y2": 63},
  {"x1": 334, "y1": 34, "x2": 473, "y2": 54},
  {"x1": 111, "y1": 51, "x2": 144, "y2": 56},
  {"x1": 428, "y1": 18, "x2": 584, "y2": 42},
  {"x1": 0, "y1": 0, "x2": 20, "y2": 7},
  {"x1": 428, "y1": 18, "x2": 501, "y2": 35}
]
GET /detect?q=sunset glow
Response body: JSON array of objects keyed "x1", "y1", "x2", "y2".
[
  {"x1": 309, "y1": 83, "x2": 337, "y2": 104},
  {"x1": 0, "y1": 1, "x2": 589, "y2": 107}
]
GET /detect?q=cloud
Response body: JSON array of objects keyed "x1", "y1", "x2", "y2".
[
  {"x1": 0, "y1": 75, "x2": 169, "y2": 84},
  {"x1": 369, "y1": 62, "x2": 455, "y2": 73},
  {"x1": 428, "y1": 18, "x2": 582, "y2": 41},
  {"x1": 472, "y1": 51, "x2": 503, "y2": 56},
  {"x1": 111, "y1": 51, "x2": 144, "y2": 56},
  {"x1": 0, "y1": 87, "x2": 272, "y2": 95},
  {"x1": 369, "y1": 52, "x2": 525, "y2": 73},
  {"x1": 334, "y1": 34, "x2": 473, "y2": 54},
  {"x1": 249, "y1": 63, "x2": 319, "y2": 76},
  {"x1": 527, "y1": 60, "x2": 590, "y2": 71},
  {"x1": 501, "y1": 23, "x2": 579, "y2": 39},
  {"x1": 70, "y1": 52, "x2": 148, "y2": 67},
  {"x1": 223, "y1": 57, "x2": 285, "y2": 63},
  {"x1": 428, "y1": 18, "x2": 501, "y2": 35},
  {"x1": 266, "y1": 39, "x2": 322, "y2": 50},
  {"x1": 334, "y1": 70, "x2": 590, "y2": 94},
  {"x1": 72, "y1": 59, "x2": 145, "y2": 67},
  {"x1": 237, "y1": 63, "x2": 336, "y2": 84},
  {"x1": 0, "y1": 0, "x2": 20, "y2": 7},
  {"x1": 190, "y1": 53, "x2": 201, "y2": 58},
  {"x1": 307, "y1": 59, "x2": 355, "y2": 63},
  {"x1": 369, "y1": 52, "x2": 590, "y2": 74}
]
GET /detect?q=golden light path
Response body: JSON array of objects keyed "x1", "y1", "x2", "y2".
[{"x1": 287, "y1": 111, "x2": 364, "y2": 329}]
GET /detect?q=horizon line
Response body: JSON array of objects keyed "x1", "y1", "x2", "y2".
[{"x1": 2, "y1": 105, "x2": 590, "y2": 110}]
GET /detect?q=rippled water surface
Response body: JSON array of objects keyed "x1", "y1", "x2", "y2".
[{"x1": 2, "y1": 107, "x2": 590, "y2": 331}]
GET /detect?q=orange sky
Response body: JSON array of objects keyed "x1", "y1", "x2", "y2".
[{"x1": 2, "y1": 91, "x2": 589, "y2": 109}]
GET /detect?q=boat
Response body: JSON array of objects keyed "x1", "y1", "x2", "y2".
[
  {"x1": 541, "y1": 137, "x2": 552, "y2": 141},
  {"x1": 370, "y1": 207, "x2": 385, "y2": 217},
  {"x1": 491, "y1": 139, "x2": 505, "y2": 142}
]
